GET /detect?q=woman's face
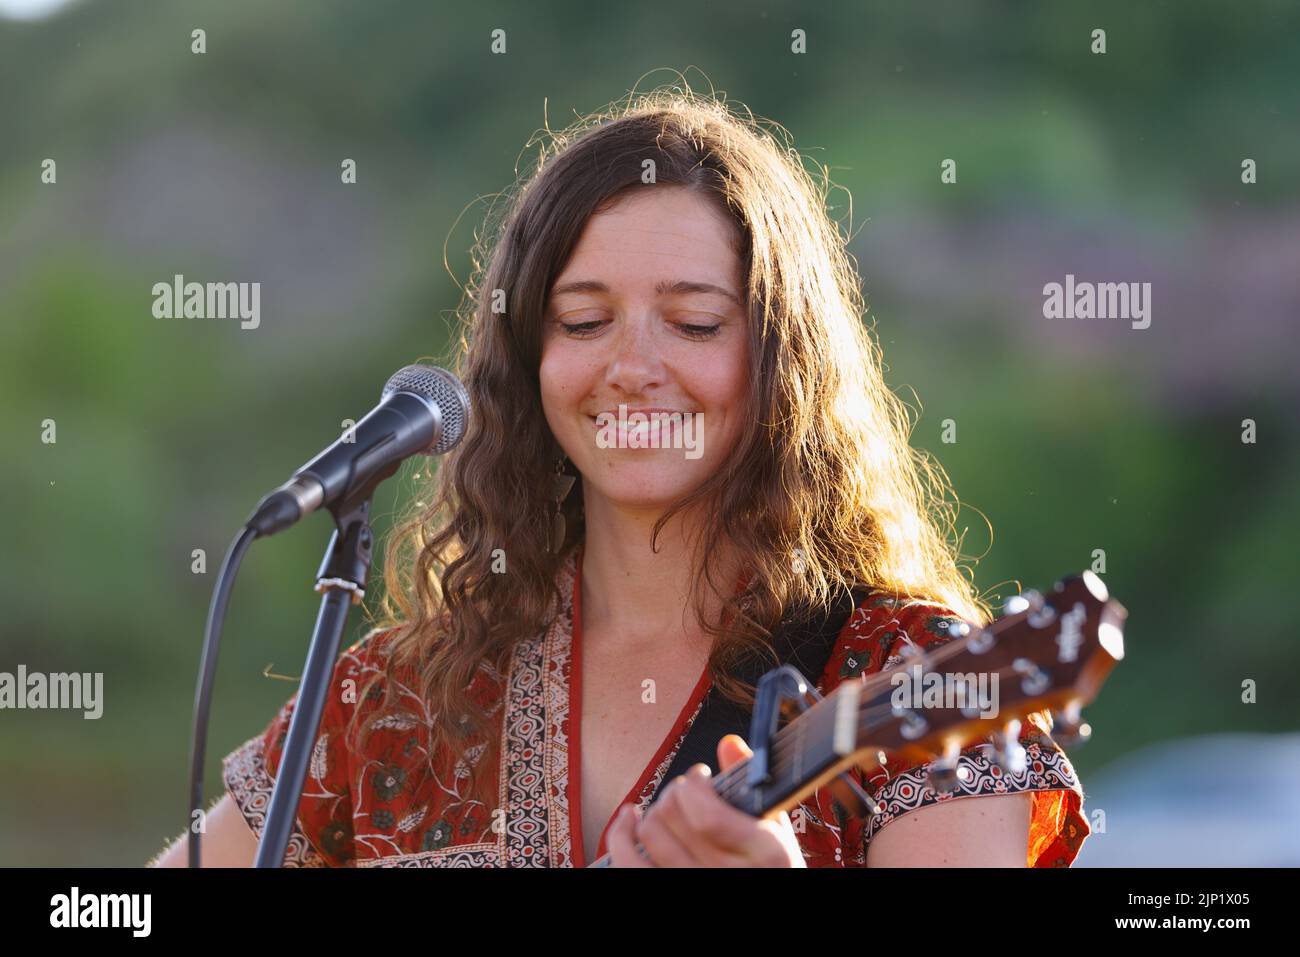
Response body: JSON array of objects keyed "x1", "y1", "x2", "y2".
[{"x1": 539, "y1": 185, "x2": 750, "y2": 513}]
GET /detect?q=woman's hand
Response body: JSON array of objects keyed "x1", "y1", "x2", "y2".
[{"x1": 606, "y1": 733, "x2": 807, "y2": 867}]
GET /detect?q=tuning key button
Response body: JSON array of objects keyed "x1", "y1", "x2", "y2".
[
  {"x1": 1080, "y1": 570, "x2": 1109, "y2": 602},
  {"x1": 927, "y1": 759, "x2": 960, "y2": 794},
  {"x1": 945, "y1": 620, "x2": 971, "y2": 640},
  {"x1": 833, "y1": 772, "x2": 880, "y2": 818},
  {"x1": 1054, "y1": 721, "x2": 1092, "y2": 748},
  {"x1": 1027, "y1": 603, "x2": 1058, "y2": 628},
  {"x1": 1003, "y1": 590, "x2": 1044, "y2": 617},
  {"x1": 892, "y1": 707, "x2": 929, "y2": 741},
  {"x1": 1052, "y1": 700, "x2": 1092, "y2": 748},
  {"x1": 991, "y1": 719, "x2": 1027, "y2": 775},
  {"x1": 889, "y1": 707, "x2": 930, "y2": 743},
  {"x1": 1012, "y1": 657, "x2": 1050, "y2": 696},
  {"x1": 926, "y1": 742, "x2": 965, "y2": 794}
]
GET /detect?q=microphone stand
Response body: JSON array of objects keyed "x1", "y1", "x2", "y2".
[{"x1": 254, "y1": 495, "x2": 374, "y2": 867}]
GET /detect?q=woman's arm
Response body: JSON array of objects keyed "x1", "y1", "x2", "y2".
[
  {"x1": 148, "y1": 794, "x2": 260, "y2": 868},
  {"x1": 865, "y1": 791, "x2": 1033, "y2": 867}
]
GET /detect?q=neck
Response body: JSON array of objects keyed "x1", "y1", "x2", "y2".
[{"x1": 577, "y1": 487, "x2": 742, "y2": 655}]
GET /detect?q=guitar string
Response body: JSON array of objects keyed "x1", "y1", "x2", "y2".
[
  {"x1": 707, "y1": 637, "x2": 970, "y2": 798},
  {"x1": 711, "y1": 684, "x2": 1016, "y2": 808},
  {"x1": 710, "y1": 699, "x2": 898, "y2": 806},
  {"x1": 709, "y1": 637, "x2": 1022, "y2": 805}
]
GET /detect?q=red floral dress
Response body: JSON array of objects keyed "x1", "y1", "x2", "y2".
[{"x1": 223, "y1": 545, "x2": 1089, "y2": 867}]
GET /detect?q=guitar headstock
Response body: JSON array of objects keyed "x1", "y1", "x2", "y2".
[
  {"x1": 723, "y1": 571, "x2": 1127, "y2": 821},
  {"x1": 838, "y1": 570, "x2": 1126, "y2": 781}
]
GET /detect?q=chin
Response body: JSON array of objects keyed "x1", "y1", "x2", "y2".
[{"x1": 583, "y1": 463, "x2": 706, "y2": 509}]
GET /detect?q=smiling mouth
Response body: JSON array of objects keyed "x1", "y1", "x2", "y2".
[
  {"x1": 587, "y1": 409, "x2": 696, "y2": 419},
  {"x1": 584, "y1": 410, "x2": 706, "y2": 458},
  {"x1": 587, "y1": 414, "x2": 694, "y2": 432}
]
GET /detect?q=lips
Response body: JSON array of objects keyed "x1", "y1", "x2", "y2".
[{"x1": 588, "y1": 408, "x2": 693, "y2": 417}]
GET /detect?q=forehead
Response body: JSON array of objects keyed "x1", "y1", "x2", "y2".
[{"x1": 551, "y1": 187, "x2": 743, "y2": 296}]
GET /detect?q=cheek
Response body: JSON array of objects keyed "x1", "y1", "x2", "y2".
[
  {"x1": 691, "y1": 346, "x2": 748, "y2": 416},
  {"x1": 538, "y1": 345, "x2": 597, "y2": 445},
  {"x1": 538, "y1": 347, "x2": 576, "y2": 408},
  {"x1": 675, "y1": 354, "x2": 747, "y2": 461},
  {"x1": 537, "y1": 353, "x2": 567, "y2": 440}
]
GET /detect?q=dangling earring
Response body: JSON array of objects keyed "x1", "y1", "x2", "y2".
[{"x1": 548, "y1": 455, "x2": 577, "y2": 554}]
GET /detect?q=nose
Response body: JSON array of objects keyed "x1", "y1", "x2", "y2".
[{"x1": 603, "y1": 309, "x2": 665, "y2": 396}]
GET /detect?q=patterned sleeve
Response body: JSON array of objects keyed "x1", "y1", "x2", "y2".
[
  {"x1": 221, "y1": 633, "x2": 380, "y2": 867},
  {"x1": 828, "y1": 594, "x2": 1091, "y2": 868}
]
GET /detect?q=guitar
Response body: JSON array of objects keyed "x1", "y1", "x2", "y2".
[{"x1": 588, "y1": 570, "x2": 1126, "y2": 866}]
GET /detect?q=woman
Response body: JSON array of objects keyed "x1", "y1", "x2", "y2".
[{"x1": 152, "y1": 87, "x2": 1088, "y2": 868}]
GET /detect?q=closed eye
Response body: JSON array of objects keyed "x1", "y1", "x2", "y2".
[
  {"x1": 558, "y1": 319, "x2": 609, "y2": 337},
  {"x1": 675, "y1": 322, "x2": 721, "y2": 340},
  {"x1": 556, "y1": 317, "x2": 722, "y2": 340}
]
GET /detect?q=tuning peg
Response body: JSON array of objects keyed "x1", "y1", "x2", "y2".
[
  {"x1": 990, "y1": 718, "x2": 1027, "y2": 775},
  {"x1": 1012, "y1": 657, "x2": 1050, "y2": 695},
  {"x1": 926, "y1": 740, "x2": 967, "y2": 795},
  {"x1": 891, "y1": 706, "x2": 928, "y2": 741},
  {"x1": 830, "y1": 772, "x2": 883, "y2": 820},
  {"x1": 1080, "y1": 570, "x2": 1109, "y2": 601},
  {"x1": 1003, "y1": 589, "x2": 1043, "y2": 616},
  {"x1": 1051, "y1": 700, "x2": 1092, "y2": 748},
  {"x1": 1027, "y1": 601, "x2": 1057, "y2": 629}
]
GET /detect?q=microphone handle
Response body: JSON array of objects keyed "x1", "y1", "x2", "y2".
[{"x1": 246, "y1": 390, "x2": 442, "y2": 536}]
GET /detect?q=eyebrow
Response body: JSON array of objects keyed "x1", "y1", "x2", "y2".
[{"x1": 549, "y1": 278, "x2": 743, "y2": 307}]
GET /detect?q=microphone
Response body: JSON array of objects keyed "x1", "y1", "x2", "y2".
[{"x1": 245, "y1": 364, "x2": 470, "y2": 536}]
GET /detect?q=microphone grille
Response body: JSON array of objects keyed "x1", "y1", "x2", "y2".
[{"x1": 382, "y1": 364, "x2": 471, "y2": 454}]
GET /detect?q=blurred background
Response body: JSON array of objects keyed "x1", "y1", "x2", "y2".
[{"x1": 1, "y1": 0, "x2": 1296, "y2": 866}]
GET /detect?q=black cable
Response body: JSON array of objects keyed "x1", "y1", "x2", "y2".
[{"x1": 187, "y1": 524, "x2": 259, "y2": 867}]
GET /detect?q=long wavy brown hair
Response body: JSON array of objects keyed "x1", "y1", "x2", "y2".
[{"x1": 350, "y1": 82, "x2": 988, "y2": 815}]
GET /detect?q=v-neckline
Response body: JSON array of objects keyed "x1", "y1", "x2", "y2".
[{"x1": 566, "y1": 542, "x2": 715, "y2": 867}]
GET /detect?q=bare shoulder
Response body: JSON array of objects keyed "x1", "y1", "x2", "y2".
[{"x1": 866, "y1": 791, "x2": 1034, "y2": 867}]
